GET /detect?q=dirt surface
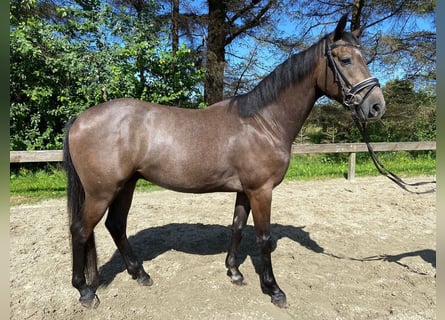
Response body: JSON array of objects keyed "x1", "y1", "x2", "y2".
[{"x1": 10, "y1": 176, "x2": 436, "y2": 319}]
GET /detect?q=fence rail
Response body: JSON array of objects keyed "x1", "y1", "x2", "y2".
[
  {"x1": 290, "y1": 141, "x2": 436, "y2": 154},
  {"x1": 10, "y1": 141, "x2": 436, "y2": 180}
]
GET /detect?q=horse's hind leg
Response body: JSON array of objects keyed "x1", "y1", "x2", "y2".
[
  {"x1": 105, "y1": 178, "x2": 152, "y2": 286},
  {"x1": 71, "y1": 196, "x2": 109, "y2": 308},
  {"x1": 225, "y1": 192, "x2": 251, "y2": 284}
]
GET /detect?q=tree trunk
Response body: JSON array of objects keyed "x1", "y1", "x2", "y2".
[
  {"x1": 351, "y1": 0, "x2": 365, "y2": 30},
  {"x1": 171, "y1": 0, "x2": 179, "y2": 54},
  {"x1": 204, "y1": 0, "x2": 227, "y2": 105}
]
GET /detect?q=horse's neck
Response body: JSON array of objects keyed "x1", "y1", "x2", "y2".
[{"x1": 261, "y1": 76, "x2": 319, "y2": 148}]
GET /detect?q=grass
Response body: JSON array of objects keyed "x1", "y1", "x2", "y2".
[
  {"x1": 10, "y1": 151, "x2": 435, "y2": 205},
  {"x1": 285, "y1": 151, "x2": 436, "y2": 180}
]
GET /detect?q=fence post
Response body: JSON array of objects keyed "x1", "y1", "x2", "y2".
[{"x1": 348, "y1": 152, "x2": 356, "y2": 181}]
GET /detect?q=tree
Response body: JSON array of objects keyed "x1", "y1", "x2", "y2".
[
  {"x1": 304, "y1": 103, "x2": 352, "y2": 144},
  {"x1": 202, "y1": 0, "x2": 281, "y2": 104},
  {"x1": 275, "y1": 0, "x2": 436, "y2": 145},
  {"x1": 162, "y1": 0, "x2": 284, "y2": 105},
  {"x1": 288, "y1": 0, "x2": 436, "y2": 87},
  {"x1": 10, "y1": 0, "x2": 204, "y2": 150},
  {"x1": 10, "y1": 0, "x2": 85, "y2": 150},
  {"x1": 121, "y1": 0, "x2": 436, "y2": 105},
  {"x1": 10, "y1": 0, "x2": 435, "y2": 151},
  {"x1": 377, "y1": 79, "x2": 435, "y2": 142}
]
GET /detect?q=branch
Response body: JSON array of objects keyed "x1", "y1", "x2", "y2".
[
  {"x1": 226, "y1": 0, "x2": 275, "y2": 45},
  {"x1": 228, "y1": 1, "x2": 259, "y2": 24},
  {"x1": 232, "y1": 43, "x2": 260, "y2": 95},
  {"x1": 362, "y1": 2, "x2": 405, "y2": 30}
]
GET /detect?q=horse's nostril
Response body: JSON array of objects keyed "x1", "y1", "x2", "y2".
[{"x1": 369, "y1": 104, "x2": 382, "y2": 118}]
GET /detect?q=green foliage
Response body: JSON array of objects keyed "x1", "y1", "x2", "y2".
[
  {"x1": 9, "y1": 1, "x2": 436, "y2": 152},
  {"x1": 10, "y1": 0, "x2": 204, "y2": 151},
  {"x1": 10, "y1": 9, "x2": 78, "y2": 150},
  {"x1": 373, "y1": 79, "x2": 436, "y2": 142},
  {"x1": 143, "y1": 46, "x2": 205, "y2": 107},
  {"x1": 304, "y1": 103, "x2": 353, "y2": 143}
]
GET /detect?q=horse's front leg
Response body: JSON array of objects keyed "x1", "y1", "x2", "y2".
[
  {"x1": 248, "y1": 187, "x2": 287, "y2": 308},
  {"x1": 225, "y1": 192, "x2": 251, "y2": 285}
]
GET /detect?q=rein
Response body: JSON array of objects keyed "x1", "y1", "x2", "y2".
[
  {"x1": 351, "y1": 116, "x2": 436, "y2": 194},
  {"x1": 325, "y1": 41, "x2": 436, "y2": 195}
]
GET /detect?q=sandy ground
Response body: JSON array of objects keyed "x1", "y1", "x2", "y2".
[{"x1": 10, "y1": 176, "x2": 436, "y2": 319}]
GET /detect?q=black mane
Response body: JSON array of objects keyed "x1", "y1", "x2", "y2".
[{"x1": 231, "y1": 36, "x2": 329, "y2": 117}]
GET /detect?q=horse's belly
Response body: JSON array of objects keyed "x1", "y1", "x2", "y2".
[{"x1": 137, "y1": 159, "x2": 243, "y2": 193}]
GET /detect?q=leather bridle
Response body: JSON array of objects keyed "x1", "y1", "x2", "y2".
[{"x1": 325, "y1": 41, "x2": 380, "y2": 117}]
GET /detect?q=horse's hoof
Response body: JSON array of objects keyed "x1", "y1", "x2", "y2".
[
  {"x1": 271, "y1": 292, "x2": 287, "y2": 308},
  {"x1": 230, "y1": 276, "x2": 245, "y2": 286},
  {"x1": 137, "y1": 274, "x2": 153, "y2": 286},
  {"x1": 227, "y1": 269, "x2": 245, "y2": 285},
  {"x1": 138, "y1": 276, "x2": 154, "y2": 286},
  {"x1": 79, "y1": 293, "x2": 100, "y2": 309},
  {"x1": 231, "y1": 278, "x2": 245, "y2": 286}
]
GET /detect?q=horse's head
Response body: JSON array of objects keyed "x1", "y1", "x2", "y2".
[{"x1": 318, "y1": 14, "x2": 386, "y2": 122}]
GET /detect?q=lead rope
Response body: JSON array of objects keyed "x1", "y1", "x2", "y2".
[{"x1": 351, "y1": 113, "x2": 436, "y2": 194}]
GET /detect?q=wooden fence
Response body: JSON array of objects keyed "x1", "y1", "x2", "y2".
[{"x1": 10, "y1": 141, "x2": 436, "y2": 181}]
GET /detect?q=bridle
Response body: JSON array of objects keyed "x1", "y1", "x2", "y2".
[
  {"x1": 324, "y1": 39, "x2": 436, "y2": 194},
  {"x1": 325, "y1": 40, "x2": 380, "y2": 115}
]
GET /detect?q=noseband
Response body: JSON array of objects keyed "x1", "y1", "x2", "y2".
[{"x1": 325, "y1": 41, "x2": 380, "y2": 114}]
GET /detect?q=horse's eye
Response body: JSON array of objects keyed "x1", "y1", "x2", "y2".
[{"x1": 340, "y1": 57, "x2": 352, "y2": 65}]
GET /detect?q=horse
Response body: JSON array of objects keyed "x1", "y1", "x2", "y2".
[{"x1": 63, "y1": 14, "x2": 385, "y2": 309}]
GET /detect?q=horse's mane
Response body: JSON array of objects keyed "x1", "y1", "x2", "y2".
[{"x1": 231, "y1": 35, "x2": 329, "y2": 117}]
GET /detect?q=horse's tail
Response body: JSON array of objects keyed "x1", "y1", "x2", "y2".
[
  {"x1": 63, "y1": 118, "x2": 83, "y2": 227},
  {"x1": 63, "y1": 118, "x2": 98, "y2": 285}
]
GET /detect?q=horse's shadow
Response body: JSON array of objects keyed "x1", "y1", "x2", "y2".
[
  {"x1": 386, "y1": 249, "x2": 436, "y2": 268},
  {"x1": 99, "y1": 223, "x2": 324, "y2": 286}
]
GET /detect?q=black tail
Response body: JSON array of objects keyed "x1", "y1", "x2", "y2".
[
  {"x1": 63, "y1": 118, "x2": 85, "y2": 226},
  {"x1": 63, "y1": 118, "x2": 98, "y2": 286}
]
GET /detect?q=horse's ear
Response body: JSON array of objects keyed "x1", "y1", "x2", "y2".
[{"x1": 333, "y1": 14, "x2": 348, "y2": 41}]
